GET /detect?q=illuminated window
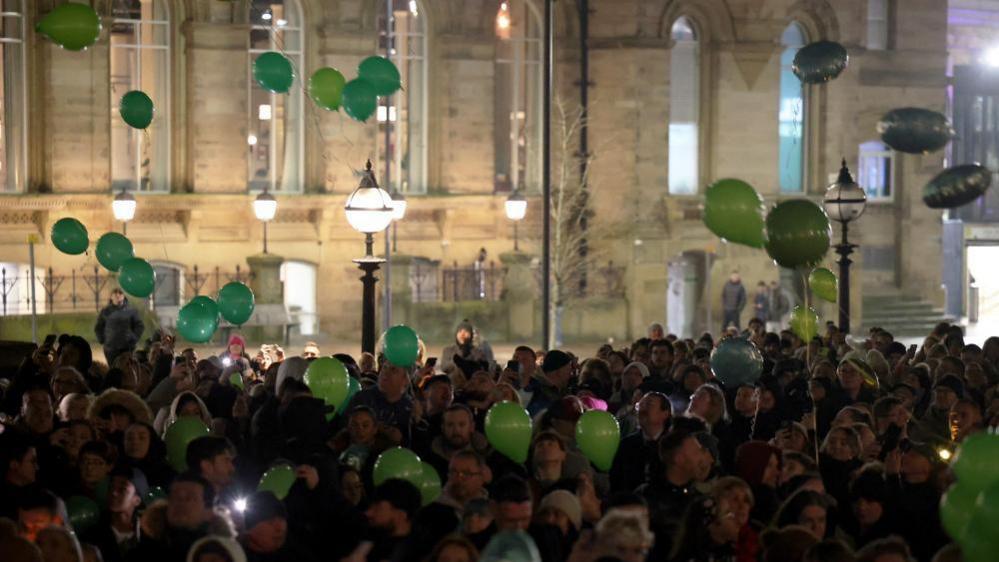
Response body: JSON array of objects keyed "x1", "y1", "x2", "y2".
[
  {"x1": 668, "y1": 17, "x2": 699, "y2": 195},
  {"x1": 779, "y1": 22, "x2": 807, "y2": 194},
  {"x1": 867, "y1": 0, "x2": 888, "y2": 50},
  {"x1": 0, "y1": 0, "x2": 24, "y2": 193},
  {"x1": 858, "y1": 140, "x2": 893, "y2": 201}
]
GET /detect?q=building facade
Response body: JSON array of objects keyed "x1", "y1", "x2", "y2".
[{"x1": 0, "y1": 0, "x2": 954, "y2": 344}]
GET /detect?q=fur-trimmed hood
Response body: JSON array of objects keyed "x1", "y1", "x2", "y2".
[
  {"x1": 140, "y1": 500, "x2": 237, "y2": 542},
  {"x1": 155, "y1": 391, "x2": 213, "y2": 436},
  {"x1": 186, "y1": 536, "x2": 246, "y2": 562},
  {"x1": 88, "y1": 388, "x2": 153, "y2": 425}
]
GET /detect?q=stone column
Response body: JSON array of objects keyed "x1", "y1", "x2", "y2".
[
  {"x1": 246, "y1": 253, "x2": 284, "y2": 341},
  {"x1": 500, "y1": 251, "x2": 536, "y2": 342}
]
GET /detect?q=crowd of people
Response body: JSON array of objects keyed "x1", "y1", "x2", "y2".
[{"x1": 0, "y1": 301, "x2": 989, "y2": 562}]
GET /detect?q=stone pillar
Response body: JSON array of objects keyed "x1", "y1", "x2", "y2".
[
  {"x1": 246, "y1": 253, "x2": 284, "y2": 341},
  {"x1": 500, "y1": 251, "x2": 536, "y2": 342}
]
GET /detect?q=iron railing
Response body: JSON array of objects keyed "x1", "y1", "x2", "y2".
[{"x1": 440, "y1": 261, "x2": 504, "y2": 302}]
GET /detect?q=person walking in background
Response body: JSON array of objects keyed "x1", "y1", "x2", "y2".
[
  {"x1": 767, "y1": 280, "x2": 791, "y2": 332},
  {"x1": 753, "y1": 282, "x2": 769, "y2": 325},
  {"x1": 95, "y1": 288, "x2": 144, "y2": 367},
  {"x1": 721, "y1": 272, "x2": 747, "y2": 330}
]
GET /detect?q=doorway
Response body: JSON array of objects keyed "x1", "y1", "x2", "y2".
[
  {"x1": 280, "y1": 260, "x2": 317, "y2": 336},
  {"x1": 968, "y1": 244, "x2": 999, "y2": 329}
]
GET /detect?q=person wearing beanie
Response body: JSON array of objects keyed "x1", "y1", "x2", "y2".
[
  {"x1": 537, "y1": 489, "x2": 583, "y2": 534},
  {"x1": 238, "y1": 491, "x2": 315, "y2": 562},
  {"x1": 221, "y1": 335, "x2": 249, "y2": 367},
  {"x1": 440, "y1": 319, "x2": 493, "y2": 375},
  {"x1": 734, "y1": 442, "x2": 782, "y2": 525},
  {"x1": 526, "y1": 350, "x2": 573, "y2": 417},
  {"x1": 912, "y1": 375, "x2": 964, "y2": 444}
]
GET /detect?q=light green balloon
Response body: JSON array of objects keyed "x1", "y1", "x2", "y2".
[
  {"x1": 575, "y1": 410, "x2": 620, "y2": 472},
  {"x1": 417, "y1": 462, "x2": 441, "y2": 506},
  {"x1": 164, "y1": 417, "x2": 210, "y2": 472},
  {"x1": 372, "y1": 447, "x2": 423, "y2": 487},
  {"x1": 702, "y1": 179, "x2": 767, "y2": 248},
  {"x1": 258, "y1": 464, "x2": 296, "y2": 500},
  {"x1": 304, "y1": 357, "x2": 350, "y2": 416},
  {"x1": 808, "y1": 267, "x2": 837, "y2": 303},
  {"x1": 790, "y1": 305, "x2": 819, "y2": 342},
  {"x1": 485, "y1": 401, "x2": 532, "y2": 464}
]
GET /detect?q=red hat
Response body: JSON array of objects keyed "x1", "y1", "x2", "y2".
[
  {"x1": 227, "y1": 334, "x2": 246, "y2": 349},
  {"x1": 734, "y1": 441, "x2": 782, "y2": 488}
]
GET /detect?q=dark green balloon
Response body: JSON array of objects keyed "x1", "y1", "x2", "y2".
[
  {"x1": 66, "y1": 496, "x2": 100, "y2": 533},
  {"x1": 51, "y1": 218, "x2": 89, "y2": 255},
  {"x1": 923, "y1": 164, "x2": 992, "y2": 209},
  {"x1": 383, "y1": 325, "x2": 420, "y2": 367},
  {"x1": 342, "y1": 78, "x2": 378, "y2": 122},
  {"x1": 118, "y1": 258, "x2": 155, "y2": 298},
  {"x1": 217, "y1": 281, "x2": 255, "y2": 325},
  {"x1": 372, "y1": 447, "x2": 423, "y2": 487},
  {"x1": 36, "y1": 3, "x2": 101, "y2": 51},
  {"x1": 954, "y1": 433, "x2": 999, "y2": 492},
  {"x1": 96, "y1": 232, "x2": 135, "y2": 272},
  {"x1": 177, "y1": 296, "x2": 220, "y2": 343},
  {"x1": 765, "y1": 199, "x2": 831, "y2": 269},
  {"x1": 877, "y1": 107, "x2": 954, "y2": 154},
  {"x1": 709, "y1": 337, "x2": 763, "y2": 387},
  {"x1": 253, "y1": 52, "x2": 295, "y2": 94},
  {"x1": 119, "y1": 90, "x2": 154, "y2": 129},
  {"x1": 792, "y1": 41, "x2": 848, "y2": 84},
  {"x1": 308, "y1": 67, "x2": 346, "y2": 111},
  {"x1": 702, "y1": 179, "x2": 766, "y2": 248},
  {"x1": 358, "y1": 56, "x2": 402, "y2": 96}
]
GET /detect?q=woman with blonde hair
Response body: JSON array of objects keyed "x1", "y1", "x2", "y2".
[{"x1": 593, "y1": 508, "x2": 655, "y2": 562}]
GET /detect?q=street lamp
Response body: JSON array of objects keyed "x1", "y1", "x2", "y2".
[
  {"x1": 346, "y1": 160, "x2": 394, "y2": 353},
  {"x1": 505, "y1": 190, "x2": 527, "y2": 251},
  {"x1": 253, "y1": 191, "x2": 278, "y2": 254},
  {"x1": 823, "y1": 158, "x2": 867, "y2": 335},
  {"x1": 112, "y1": 190, "x2": 136, "y2": 234}
]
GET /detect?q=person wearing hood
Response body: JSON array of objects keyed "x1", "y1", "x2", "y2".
[
  {"x1": 912, "y1": 375, "x2": 964, "y2": 445},
  {"x1": 155, "y1": 391, "x2": 213, "y2": 437},
  {"x1": 96, "y1": 288, "x2": 145, "y2": 368},
  {"x1": 187, "y1": 536, "x2": 247, "y2": 562},
  {"x1": 440, "y1": 320, "x2": 493, "y2": 374}
]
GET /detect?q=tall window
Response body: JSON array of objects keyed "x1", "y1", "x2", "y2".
[
  {"x1": 867, "y1": 0, "x2": 888, "y2": 50},
  {"x1": 378, "y1": 0, "x2": 427, "y2": 194},
  {"x1": 248, "y1": 0, "x2": 303, "y2": 192},
  {"x1": 858, "y1": 140, "x2": 893, "y2": 201},
  {"x1": 110, "y1": 0, "x2": 170, "y2": 193},
  {"x1": 668, "y1": 17, "x2": 699, "y2": 195},
  {"x1": 779, "y1": 22, "x2": 807, "y2": 193},
  {"x1": 494, "y1": 0, "x2": 542, "y2": 193},
  {"x1": 0, "y1": 1, "x2": 24, "y2": 193}
]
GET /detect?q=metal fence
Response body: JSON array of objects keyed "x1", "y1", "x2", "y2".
[
  {"x1": 0, "y1": 264, "x2": 252, "y2": 316},
  {"x1": 440, "y1": 261, "x2": 504, "y2": 302}
]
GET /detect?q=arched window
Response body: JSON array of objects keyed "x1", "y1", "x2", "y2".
[
  {"x1": 779, "y1": 22, "x2": 807, "y2": 194},
  {"x1": 494, "y1": 0, "x2": 542, "y2": 193},
  {"x1": 867, "y1": 0, "x2": 888, "y2": 50},
  {"x1": 668, "y1": 16, "x2": 699, "y2": 195},
  {"x1": 858, "y1": 140, "x2": 893, "y2": 201},
  {"x1": 0, "y1": 2, "x2": 25, "y2": 193},
  {"x1": 110, "y1": 0, "x2": 170, "y2": 193},
  {"x1": 248, "y1": 0, "x2": 303, "y2": 193},
  {"x1": 378, "y1": 0, "x2": 427, "y2": 194}
]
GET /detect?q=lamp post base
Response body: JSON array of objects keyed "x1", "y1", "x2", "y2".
[{"x1": 355, "y1": 256, "x2": 385, "y2": 354}]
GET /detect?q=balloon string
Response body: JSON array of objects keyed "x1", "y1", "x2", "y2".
[{"x1": 800, "y1": 266, "x2": 821, "y2": 467}]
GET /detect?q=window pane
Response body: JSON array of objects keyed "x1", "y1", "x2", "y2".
[
  {"x1": 859, "y1": 140, "x2": 892, "y2": 200},
  {"x1": 669, "y1": 17, "x2": 698, "y2": 195},
  {"x1": 0, "y1": 2, "x2": 24, "y2": 193},
  {"x1": 867, "y1": 0, "x2": 888, "y2": 50},
  {"x1": 380, "y1": 0, "x2": 426, "y2": 194},
  {"x1": 779, "y1": 23, "x2": 806, "y2": 194},
  {"x1": 110, "y1": 0, "x2": 170, "y2": 193}
]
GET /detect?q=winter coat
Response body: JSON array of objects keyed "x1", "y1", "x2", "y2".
[
  {"x1": 767, "y1": 287, "x2": 791, "y2": 318},
  {"x1": 96, "y1": 299, "x2": 145, "y2": 352},
  {"x1": 721, "y1": 281, "x2": 747, "y2": 312},
  {"x1": 127, "y1": 501, "x2": 236, "y2": 562}
]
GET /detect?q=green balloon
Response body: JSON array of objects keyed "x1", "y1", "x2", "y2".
[
  {"x1": 304, "y1": 357, "x2": 350, "y2": 415},
  {"x1": 217, "y1": 281, "x2": 255, "y2": 325},
  {"x1": 481, "y1": 531, "x2": 542, "y2": 562},
  {"x1": 790, "y1": 305, "x2": 820, "y2": 342},
  {"x1": 308, "y1": 67, "x2": 347, "y2": 111},
  {"x1": 118, "y1": 258, "x2": 155, "y2": 298},
  {"x1": 373, "y1": 447, "x2": 423, "y2": 486},
  {"x1": 765, "y1": 199, "x2": 831, "y2": 269},
  {"x1": 808, "y1": 267, "x2": 837, "y2": 303},
  {"x1": 710, "y1": 337, "x2": 764, "y2": 387},
  {"x1": 923, "y1": 164, "x2": 992, "y2": 210},
  {"x1": 66, "y1": 495, "x2": 100, "y2": 533},
  {"x1": 383, "y1": 325, "x2": 420, "y2": 368},
  {"x1": 417, "y1": 462, "x2": 442, "y2": 506},
  {"x1": 961, "y1": 514, "x2": 999, "y2": 562},
  {"x1": 36, "y1": 3, "x2": 101, "y2": 51},
  {"x1": 338, "y1": 376, "x2": 361, "y2": 416},
  {"x1": 954, "y1": 433, "x2": 999, "y2": 491},
  {"x1": 253, "y1": 52, "x2": 295, "y2": 94},
  {"x1": 164, "y1": 417, "x2": 211, "y2": 472},
  {"x1": 878, "y1": 107, "x2": 954, "y2": 154},
  {"x1": 792, "y1": 41, "x2": 848, "y2": 84},
  {"x1": 702, "y1": 179, "x2": 766, "y2": 248},
  {"x1": 575, "y1": 410, "x2": 621, "y2": 472},
  {"x1": 229, "y1": 372, "x2": 245, "y2": 390},
  {"x1": 51, "y1": 217, "x2": 90, "y2": 255},
  {"x1": 941, "y1": 484, "x2": 978, "y2": 542},
  {"x1": 143, "y1": 486, "x2": 167, "y2": 505},
  {"x1": 342, "y1": 78, "x2": 378, "y2": 122},
  {"x1": 485, "y1": 401, "x2": 532, "y2": 464},
  {"x1": 119, "y1": 90, "x2": 154, "y2": 129},
  {"x1": 258, "y1": 464, "x2": 296, "y2": 500},
  {"x1": 177, "y1": 296, "x2": 220, "y2": 344},
  {"x1": 96, "y1": 232, "x2": 134, "y2": 272},
  {"x1": 358, "y1": 56, "x2": 402, "y2": 96}
]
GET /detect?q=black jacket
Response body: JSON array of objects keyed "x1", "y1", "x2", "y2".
[
  {"x1": 96, "y1": 300, "x2": 144, "y2": 352},
  {"x1": 610, "y1": 430, "x2": 663, "y2": 493}
]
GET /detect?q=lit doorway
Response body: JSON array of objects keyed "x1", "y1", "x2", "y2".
[
  {"x1": 280, "y1": 260, "x2": 317, "y2": 336},
  {"x1": 968, "y1": 245, "x2": 999, "y2": 328}
]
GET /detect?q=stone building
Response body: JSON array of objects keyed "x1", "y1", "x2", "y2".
[{"x1": 0, "y1": 0, "x2": 963, "y2": 346}]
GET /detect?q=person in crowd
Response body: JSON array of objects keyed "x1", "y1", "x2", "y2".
[
  {"x1": 767, "y1": 281, "x2": 791, "y2": 333},
  {"x1": 440, "y1": 320, "x2": 493, "y2": 374},
  {"x1": 347, "y1": 361, "x2": 415, "y2": 446},
  {"x1": 95, "y1": 288, "x2": 145, "y2": 368},
  {"x1": 239, "y1": 490, "x2": 316, "y2": 562},
  {"x1": 186, "y1": 436, "x2": 237, "y2": 498},
  {"x1": 721, "y1": 272, "x2": 747, "y2": 330},
  {"x1": 363, "y1": 479, "x2": 422, "y2": 562},
  {"x1": 526, "y1": 351, "x2": 573, "y2": 417},
  {"x1": 753, "y1": 282, "x2": 769, "y2": 327},
  {"x1": 611, "y1": 392, "x2": 670, "y2": 493}
]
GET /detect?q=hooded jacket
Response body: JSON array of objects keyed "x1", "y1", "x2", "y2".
[
  {"x1": 154, "y1": 391, "x2": 213, "y2": 436},
  {"x1": 88, "y1": 388, "x2": 154, "y2": 426}
]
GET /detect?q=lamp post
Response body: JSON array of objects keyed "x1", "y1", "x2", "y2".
[
  {"x1": 505, "y1": 190, "x2": 527, "y2": 251},
  {"x1": 112, "y1": 190, "x2": 136, "y2": 235},
  {"x1": 253, "y1": 191, "x2": 278, "y2": 254},
  {"x1": 346, "y1": 160, "x2": 394, "y2": 354},
  {"x1": 822, "y1": 159, "x2": 867, "y2": 334}
]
